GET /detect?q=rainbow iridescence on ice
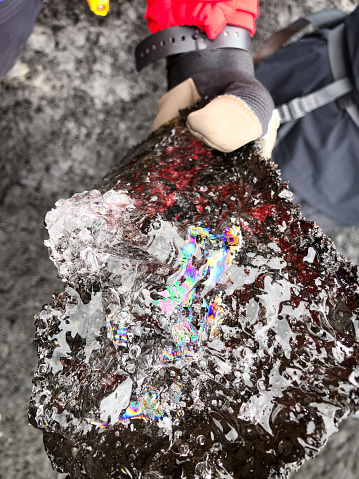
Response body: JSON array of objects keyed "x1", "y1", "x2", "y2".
[
  {"x1": 120, "y1": 387, "x2": 164, "y2": 423},
  {"x1": 102, "y1": 223, "x2": 242, "y2": 427},
  {"x1": 143, "y1": 224, "x2": 242, "y2": 363},
  {"x1": 107, "y1": 310, "x2": 129, "y2": 348}
]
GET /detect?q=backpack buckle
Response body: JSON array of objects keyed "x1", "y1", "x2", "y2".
[{"x1": 277, "y1": 97, "x2": 307, "y2": 123}]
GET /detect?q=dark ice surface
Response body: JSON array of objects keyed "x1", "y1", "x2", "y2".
[{"x1": 29, "y1": 110, "x2": 359, "y2": 479}]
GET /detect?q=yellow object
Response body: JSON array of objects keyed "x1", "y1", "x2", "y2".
[{"x1": 87, "y1": 0, "x2": 109, "y2": 16}]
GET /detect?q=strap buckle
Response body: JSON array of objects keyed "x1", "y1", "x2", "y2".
[{"x1": 277, "y1": 98, "x2": 306, "y2": 123}]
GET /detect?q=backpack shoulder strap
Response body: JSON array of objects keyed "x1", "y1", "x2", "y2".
[
  {"x1": 255, "y1": 9, "x2": 347, "y2": 66},
  {"x1": 327, "y1": 23, "x2": 359, "y2": 128},
  {"x1": 276, "y1": 78, "x2": 353, "y2": 124},
  {"x1": 273, "y1": 13, "x2": 359, "y2": 145},
  {"x1": 276, "y1": 22, "x2": 359, "y2": 126},
  {"x1": 275, "y1": 77, "x2": 353, "y2": 145}
]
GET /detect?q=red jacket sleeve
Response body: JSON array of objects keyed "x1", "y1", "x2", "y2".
[{"x1": 145, "y1": 0, "x2": 259, "y2": 40}]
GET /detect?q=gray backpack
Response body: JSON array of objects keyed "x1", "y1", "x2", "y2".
[{"x1": 256, "y1": 8, "x2": 359, "y2": 227}]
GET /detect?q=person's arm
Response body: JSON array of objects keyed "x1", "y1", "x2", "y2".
[
  {"x1": 141, "y1": 0, "x2": 278, "y2": 155},
  {"x1": 145, "y1": 0, "x2": 259, "y2": 40},
  {"x1": 0, "y1": 0, "x2": 43, "y2": 79}
]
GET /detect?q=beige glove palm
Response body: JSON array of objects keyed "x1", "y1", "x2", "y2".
[{"x1": 152, "y1": 74, "x2": 279, "y2": 157}]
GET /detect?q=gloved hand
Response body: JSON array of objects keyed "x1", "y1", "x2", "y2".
[{"x1": 152, "y1": 49, "x2": 279, "y2": 157}]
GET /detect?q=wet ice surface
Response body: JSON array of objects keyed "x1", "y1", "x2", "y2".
[{"x1": 29, "y1": 111, "x2": 359, "y2": 478}]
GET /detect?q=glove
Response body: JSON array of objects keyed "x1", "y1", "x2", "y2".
[{"x1": 152, "y1": 48, "x2": 279, "y2": 156}]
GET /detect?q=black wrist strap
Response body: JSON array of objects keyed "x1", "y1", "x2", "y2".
[
  {"x1": 135, "y1": 25, "x2": 252, "y2": 72},
  {"x1": 166, "y1": 48, "x2": 254, "y2": 90}
]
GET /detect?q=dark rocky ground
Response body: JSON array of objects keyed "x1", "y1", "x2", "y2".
[{"x1": 0, "y1": 0, "x2": 358, "y2": 478}]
